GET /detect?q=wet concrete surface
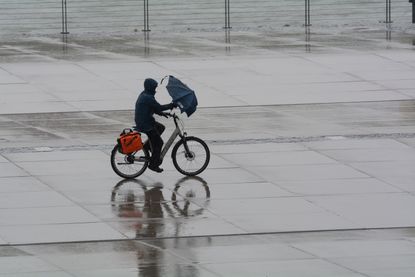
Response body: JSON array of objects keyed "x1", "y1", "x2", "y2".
[
  {"x1": 1, "y1": 35, "x2": 415, "y2": 116},
  {"x1": 1, "y1": 28, "x2": 415, "y2": 63},
  {"x1": 1, "y1": 229, "x2": 415, "y2": 276},
  {"x1": 0, "y1": 101, "x2": 415, "y2": 275},
  {"x1": 1, "y1": 28, "x2": 415, "y2": 275},
  {"x1": 1, "y1": 101, "x2": 415, "y2": 149}
]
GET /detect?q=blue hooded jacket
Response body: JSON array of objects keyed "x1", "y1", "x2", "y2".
[{"x1": 135, "y1": 78, "x2": 174, "y2": 132}]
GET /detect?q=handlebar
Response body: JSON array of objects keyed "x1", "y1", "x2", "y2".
[
  {"x1": 164, "y1": 112, "x2": 178, "y2": 119},
  {"x1": 132, "y1": 112, "x2": 181, "y2": 133}
]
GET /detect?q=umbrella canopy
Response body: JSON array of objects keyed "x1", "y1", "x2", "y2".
[{"x1": 164, "y1": 75, "x2": 198, "y2": 117}]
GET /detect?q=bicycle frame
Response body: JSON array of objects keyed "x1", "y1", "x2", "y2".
[
  {"x1": 132, "y1": 114, "x2": 184, "y2": 161},
  {"x1": 160, "y1": 114, "x2": 187, "y2": 160}
]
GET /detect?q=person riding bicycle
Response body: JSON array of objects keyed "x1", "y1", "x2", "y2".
[{"x1": 135, "y1": 78, "x2": 176, "y2": 173}]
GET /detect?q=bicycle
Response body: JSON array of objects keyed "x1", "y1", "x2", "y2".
[{"x1": 111, "y1": 112, "x2": 210, "y2": 179}]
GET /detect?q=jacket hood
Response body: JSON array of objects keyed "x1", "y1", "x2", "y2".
[{"x1": 144, "y1": 78, "x2": 158, "y2": 94}]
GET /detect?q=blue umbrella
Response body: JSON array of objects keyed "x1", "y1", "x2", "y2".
[{"x1": 163, "y1": 75, "x2": 198, "y2": 117}]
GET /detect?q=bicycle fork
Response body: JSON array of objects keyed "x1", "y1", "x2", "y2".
[
  {"x1": 185, "y1": 143, "x2": 195, "y2": 160},
  {"x1": 180, "y1": 132, "x2": 194, "y2": 159}
]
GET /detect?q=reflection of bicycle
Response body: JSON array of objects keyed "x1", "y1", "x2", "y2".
[
  {"x1": 111, "y1": 113, "x2": 210, "y2": 179},
  {"x1": 110, "y1": 177, "x2": 210, "y2": 238},
  {"x1": 111, "y1": 177, "x2": 210, "y2": 217},
  {"x1": 172, "y1": 176, "x2": 210, "y2": 217}
]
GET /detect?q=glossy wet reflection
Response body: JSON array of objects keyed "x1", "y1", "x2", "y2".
[
  {"x1": 305, "y1": 26, "x2": 311, "y2": 53},
  {"x1": 111, "y1": 176, "x2": 210, "y2": 238},
  {"x1": 144, "y1": 31, "x2": 150, "y2": 56},
  {"x1": 225, "y1": 29, "x2": 231, "y2": 53}
]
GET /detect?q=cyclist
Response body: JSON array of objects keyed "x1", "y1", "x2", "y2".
[{"x1": 135, "y1": 78, "x2": 176, "y2": 173}]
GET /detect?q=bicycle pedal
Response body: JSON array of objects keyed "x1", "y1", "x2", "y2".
[{"x1": 135, "y1": 156, "x2": 148, "y2": 162}]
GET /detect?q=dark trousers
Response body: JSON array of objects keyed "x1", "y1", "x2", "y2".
[{"x1": 145, "y1": 122, "x2": 165, "y2": 167}]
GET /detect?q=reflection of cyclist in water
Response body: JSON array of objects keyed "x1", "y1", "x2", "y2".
[
  {"x1": 143, "y1": 185, "x2": 165, "y2": 237},
  {"x1": 112, "y1": 182, "x2": 165, "y2": 238},
  {"x1": 112, "y1": 178, "x2": 210, "y2": 277},
  {"x1": 111, "y1": 177, "x2": 210, "y2": 238}
]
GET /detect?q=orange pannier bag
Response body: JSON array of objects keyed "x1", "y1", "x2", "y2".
[{"x1": 117, "y1": 129, "x2": 143, "y2": 154}]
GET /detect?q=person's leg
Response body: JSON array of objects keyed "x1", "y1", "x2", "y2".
[
  {"x1": 147, "y1": 129, "x2": 163, "y2": 170},
  {"x1": 153, "y1": 122, "x2": 165, "y2": 166},
  {"x1": 142, "y1": 123, "x2": 164, "y2": 153}
]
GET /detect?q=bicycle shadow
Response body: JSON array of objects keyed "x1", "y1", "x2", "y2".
[{"x1": 111, "y1": 176, "x2": 210, "y2": 238}]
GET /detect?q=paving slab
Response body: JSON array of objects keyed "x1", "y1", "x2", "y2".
[
  {"x1": 307, "y1": 193, "x2": 415, "y2": 228},
  {"x1": 0, "y1": 69, "x2": 25, "y2": 84},
  {"x1": 0, "y1": 191, "x2": 73, "y2": 209},
  {"x1": 277, "y1": 178, "x2": 401, "y2": 196},
  {"x1": 205, "y1": 259, "x2": 365, "y2": 277},
  {"x1": 224, "y1": 212, "x2": 358, "y2": 233},
  {"x1": 0, "y1": 206, "x2": 99, "y2": 226},
  {"x1": 0, "y1": 256, "x2": 60, "y2": 275},
  {"x1": 205, "y1": 182, "x2": 292, "y2": 199},
  {"x1": 350, "y1": 161, "x2": 415, "y2": 192},
  {"x1": 14, "y1": 159, "x2": 113, "y2": 177},
  {"x1": 211, "y1": 142, "x2": 307, "y2": 153},
  {"x1": 303, "y1": 138, "x2": 411, "y2": 150},
  {"x1": 320, "y1": 148, "x2": 415, "y2": 163},
  {"x1": 252, "y1": 164, "x2": 370, "y2": 182},
  {"x1": 4, "y1": 149, "x2": 109, "y2": 162},
  {"x1": 0, "y1": 154, "x2": 8, "y2": 163},
  {"x1": 293, "y1": 239, "x2": 415, "y2": 258},
  {"x1": 332, "y1": 255, "x2": 415, "y2": 277},
  {"x1": 220, "y1": 150, "x2": 337, "y2": 166},
  {"x1": 0, "y1": 163, "x2": 28, "y2": 177},
  {"x1": 0, "y1": 223, "x2": 125, "y2": 245},
  {"x1": 0, "y1": 176, "x2": 50, "y2": 193}
]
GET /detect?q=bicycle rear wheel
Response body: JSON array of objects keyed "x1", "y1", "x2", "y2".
[
  {"x1": 172, "y1": 136, "x2": 210, "y2": 176},
  {"x1": 110, "y1": 145, "x2": 149, "y2": 179}
]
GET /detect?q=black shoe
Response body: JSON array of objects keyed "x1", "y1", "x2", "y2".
[{"x1": 148, "y1": 165, "x2": 163, "y2": 173}]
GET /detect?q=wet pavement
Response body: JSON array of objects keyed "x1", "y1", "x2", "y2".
[
  {"x1": 1, "y1": 104, "x2": 415, "y2": 242},
  {"x1": 1, "y1": 228, "x2": 415, "y2": 277},
  {"x1": 1, "y1": 100, "x2": 415, "y2": 275},
  {"x1": 1, "y1": 29, "x2": 415, "y2": 276},
  {"x1": 1, "y1": 31, "x2": 415, "y2": 115}
]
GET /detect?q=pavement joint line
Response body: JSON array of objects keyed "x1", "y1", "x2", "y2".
[
  {"x1": 3, "y1": 226, "x2": 415, "y2": 247},
  {"x1": 1, "y1": 132, "x2": 415, "y2": 154},
  {"x1": 289, "y1": 243, "x2": 373, "y2": 277}
]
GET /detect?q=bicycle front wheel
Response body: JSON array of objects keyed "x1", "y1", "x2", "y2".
[
  {"x1": 172, "y1": 136, "x2": 210, "y2": 176},
  {"x1": 110, "y1": 145, "x2": 149, "y2": 179}
]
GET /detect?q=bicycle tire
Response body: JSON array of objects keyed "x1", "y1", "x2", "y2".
[
  {"x1": 171, "y1": 136, "x2": 210, "y2": 176},
  {"x1": 110, "y1": 145, "x2": 149, "y2": 179}
]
